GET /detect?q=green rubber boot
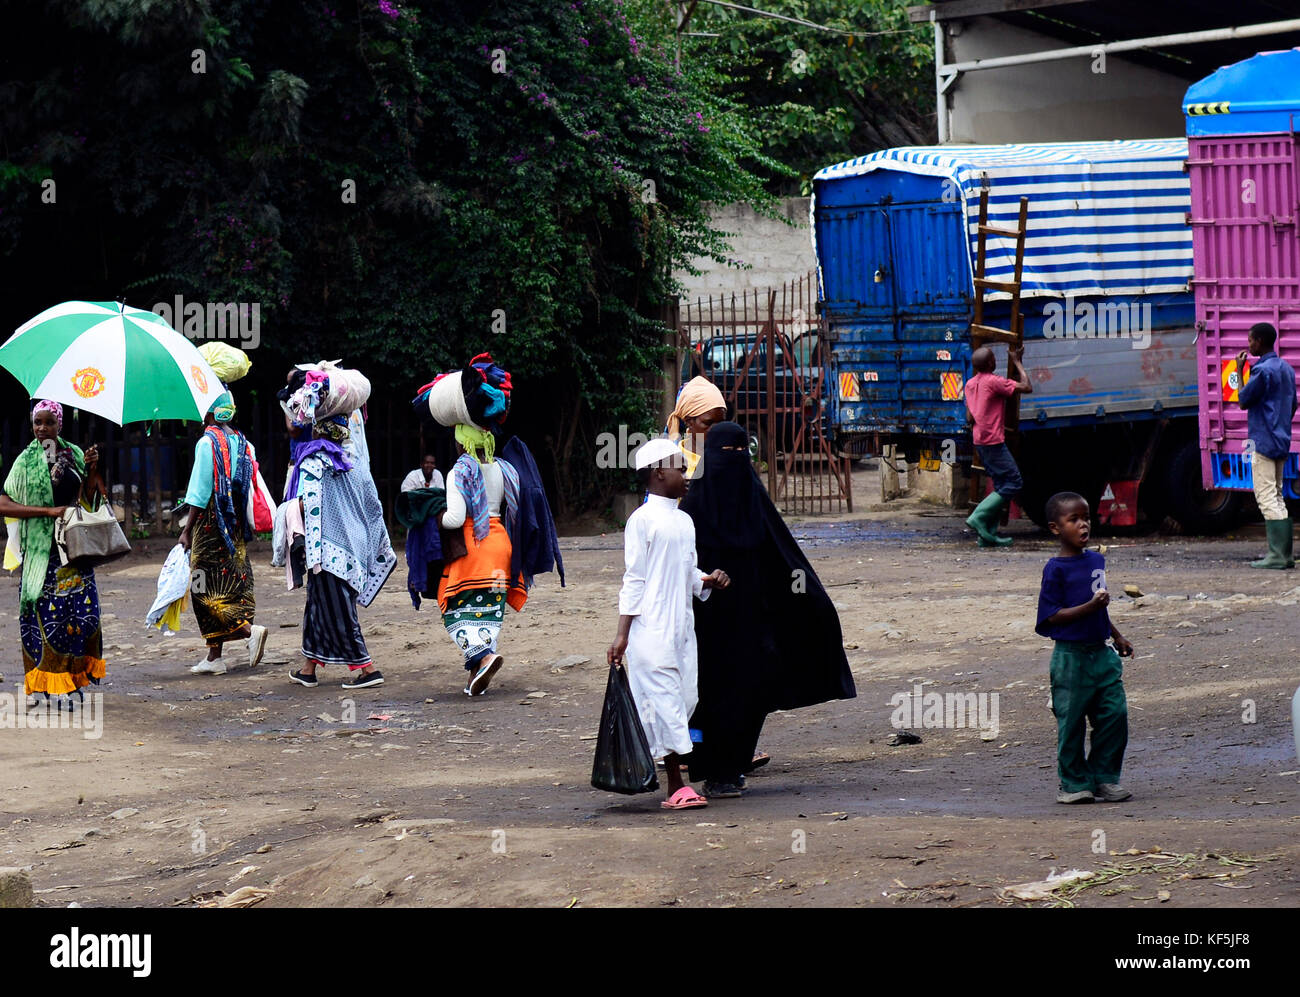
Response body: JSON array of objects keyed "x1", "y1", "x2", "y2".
[
  {"x1": 1285, "y1": 517, "x2": 1295, "y2": 569},
  {"x1": 965, "y1": 492, "x2": 1013, "y2": 547},
  {"x1": 1250, "y1": 519, "x2": 1291, "y2": 569}
]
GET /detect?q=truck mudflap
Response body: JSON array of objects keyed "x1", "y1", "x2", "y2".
[
  {"x1": 1202, "y1": 450, "x2": 1300, "y2": 498},
  {"x1": 983, "y1": 475, "x2": 1139, "y2": 526},
  {"x1": 1096, "y1": 480, "x2": 1140, "y2": 527}
]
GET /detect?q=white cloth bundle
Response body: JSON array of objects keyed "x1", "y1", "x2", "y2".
[
  {"x1": 427, "y1": 371, "x2": 472, "y2": 427},
  {"x1": 284, "y1": 361, "x2": 372, "y2": 426},
  {"x1": 314, "y1": 361, "x2": 371, "y2": 419},
  {"x1": 146, "y1": 543, "x2": 191, "y2": 631}
]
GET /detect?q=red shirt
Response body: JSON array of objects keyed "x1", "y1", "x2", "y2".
[{"x1": 965, "y1": 372, "x2": 1018, "y2": 445}]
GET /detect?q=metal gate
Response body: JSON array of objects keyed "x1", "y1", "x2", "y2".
[{"x1": 676, "y1": 272, "x2": 852, "y2": 515}]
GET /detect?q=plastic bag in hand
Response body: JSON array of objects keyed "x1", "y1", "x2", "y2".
[
  {"x1": 146, "y1": 543, "x2": 190, "y2": 631},
  {"x1": 590, "y1": 664, "x2": 660, "y2": 795}
]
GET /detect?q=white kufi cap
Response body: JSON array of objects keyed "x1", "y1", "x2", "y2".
[{"x1": 633, "y1": 437, "x2": 682, "y2": 471}]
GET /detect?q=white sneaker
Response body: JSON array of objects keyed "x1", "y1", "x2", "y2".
[
  {"x1": 247, "y1": 625, "x2": 268, "y2": 668},
  {"x1": 191, "y1": 656, "x2": 227, "y2": 675}
]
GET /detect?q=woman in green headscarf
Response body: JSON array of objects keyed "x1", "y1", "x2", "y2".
[
  {"x1": 0, "y1": 400, "x2": 105, "y2": 699},
  {"x1": 177, "y1": 391, "x2": 268, "y2": 676}
]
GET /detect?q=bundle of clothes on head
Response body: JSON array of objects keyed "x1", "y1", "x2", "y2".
[
  {"x1": 277, "y1": 360, "x2": 373, "y2": 491},
  {"x1": 402, "y1": 352, "x2": 563, "y2": 609},
  {"x1": 412, "y1": 352, "x2": 513, "y2": 430},
  {"x1": 270, "y1": 358, "x2": 393, "y2": 605}
]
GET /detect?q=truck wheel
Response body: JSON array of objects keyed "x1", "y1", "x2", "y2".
[
  {"x1": 1019, "y1": 479, "x2": 1052, "y2": 530},
  {"x1": 1164, "y1": 440, "x2": 1242, "y2": 535},
  {"x1": 1017, "y1": 463, "x2": 1103, "y2": 532}
]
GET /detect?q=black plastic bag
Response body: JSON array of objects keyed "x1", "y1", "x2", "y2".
[{"x1": 590, "y1": 664, "x2": 660, "y2": 795}]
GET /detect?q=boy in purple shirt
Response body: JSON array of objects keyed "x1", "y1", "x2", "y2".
[{"x1": 1035, "y1": 491, "x2": 1134, "y2": 804}]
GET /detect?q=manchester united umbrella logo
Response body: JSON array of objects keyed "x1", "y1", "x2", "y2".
[{"x1": 71, "y1": 366, "x2": 106, "y2": 399}]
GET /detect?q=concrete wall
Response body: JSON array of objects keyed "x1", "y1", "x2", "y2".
[
  {"x1": 946, "y1": 19, "x2": 1189, "y2": 144},
  {"x1": 676, "y1": 197, "x2": 817, "y2": 303}
]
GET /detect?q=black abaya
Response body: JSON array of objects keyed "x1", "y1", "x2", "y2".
[{"x1": 682, "y1": 423, "x2": 856, "y2": 783}]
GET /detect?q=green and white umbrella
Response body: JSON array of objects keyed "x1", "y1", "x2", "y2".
[{"x1": 0, "y1": 300, "x2": 225, "y2": 425}]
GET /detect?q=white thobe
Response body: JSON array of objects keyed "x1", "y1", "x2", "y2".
[{"x1": 618, "y1": 493, "x2": 710, "y2": 759}]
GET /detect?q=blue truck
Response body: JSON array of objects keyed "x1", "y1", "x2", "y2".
[{"x1": 811, "y1": 139, "x2": 1240, "y2": 531}]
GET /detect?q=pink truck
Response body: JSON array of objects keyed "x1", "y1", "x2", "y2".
[{"x1": 1186, "y1": 49, "x2": 1300, "y2": 500}]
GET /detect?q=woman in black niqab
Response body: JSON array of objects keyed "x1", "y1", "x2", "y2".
[{"x1": 680, "y1": 422, "x2": 856, "y2": 794}]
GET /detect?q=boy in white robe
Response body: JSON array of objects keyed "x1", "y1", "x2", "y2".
[{"x1": 608, "y1": 438, "x2": 729, "y2": 810}]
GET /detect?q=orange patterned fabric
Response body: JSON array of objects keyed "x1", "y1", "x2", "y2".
[{"x1": 437, "y1": 519, "x2": 527, "y2": 613}]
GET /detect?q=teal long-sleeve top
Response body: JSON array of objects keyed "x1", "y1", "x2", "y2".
[{"x1": 183, "y1": 430, "x2": 246, "y2": 509}]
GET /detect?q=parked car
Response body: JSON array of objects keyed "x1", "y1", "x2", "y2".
[{"x1": 681, "y1": 332, "x2": 829, "y2": 457}]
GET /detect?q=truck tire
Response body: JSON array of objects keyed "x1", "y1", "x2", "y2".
[
  {"x1": 1022, "y1": 476, "x2": 1105, "y2": 532},
  {"x1": 1163, "y1": 439, "x2": 1243, "y2": 535},
  {"x1": 1018, "y1": 476, "x2": 1054, "y2": 530},
  {"x1": 1016, "y1": 453, "x2": 1104, "y2": 531}
]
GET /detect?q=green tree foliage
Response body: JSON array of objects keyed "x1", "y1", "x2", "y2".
[
  {"x1": 684, "y1": 0, "x2": 934, "y2": 192},
  {"x1": 0, "y1": 0, "x2": 779, "y2": 513}
]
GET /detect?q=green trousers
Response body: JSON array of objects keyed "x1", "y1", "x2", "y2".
[{"x1": 1049, "y1": 640, "x2": 1128, "y2": 793}]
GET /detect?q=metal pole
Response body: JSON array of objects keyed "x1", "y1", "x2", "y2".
[
  {"x1": 765, "y1": 290, "x2": 776, "y2": 498},
  {"x1": 945, "y1": 18, "x2": 1300, "y2": 76},
  {"x1": 933, "y1": 13, "x2": 949, "y2": 144}
]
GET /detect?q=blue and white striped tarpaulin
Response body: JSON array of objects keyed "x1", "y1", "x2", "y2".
[{"x1": 811, "y1": 139, "x2": 1192, "y2": 301}]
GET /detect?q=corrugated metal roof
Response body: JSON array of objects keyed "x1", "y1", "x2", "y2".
[{"x1": 813, "y1": 139, "x2": 1193, "y2": 300}]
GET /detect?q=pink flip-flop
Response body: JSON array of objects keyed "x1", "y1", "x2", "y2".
[{"x1": 661, "y1": 786, "x2": 709, "y2": 810}]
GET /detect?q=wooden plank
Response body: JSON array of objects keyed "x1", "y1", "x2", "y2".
[
  {"x1": 1005, "y1": 197, "x2": 1030, "y2": 444},
  {"x1": 907, "y1": 0, "x2": 1090, "y2": 23},
  {"x1": 970, "y1": 324, "x2": 1019, "y2": 345},
  {"x1": 973, "y1": 278, "x2": 1020, "y2": 292},
  {"x1": 977, "y1": 224, "x2": 1022, "y2": 239},
  {"x1": 972, "y1": 189, "x2": 988, "y2": 331}
]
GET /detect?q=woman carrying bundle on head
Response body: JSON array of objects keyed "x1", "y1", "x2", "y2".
[
  {"x1": 282, "y1": 369, "x2": 395, "y2": 691},
  {"x1": 438, "y1": 422, "x2": 526, "y2": 697},
  {"x1": 0, "y1": 400, "x2": 105, "y2": 703},
  {"x1": 177, "y1": 392, "x2": 268, "y2": 675},
  {"x1": 413, "y1": 355, "x2": 561, "y2": 698}
]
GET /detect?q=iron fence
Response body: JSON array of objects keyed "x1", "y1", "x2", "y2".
[{"x1": 677, "y1": 271, "x2": 852, "y2": 515}]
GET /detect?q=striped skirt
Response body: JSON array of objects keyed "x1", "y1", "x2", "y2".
[{"x1": 301, "y1": 570, "x2": 371, "y2": 669}]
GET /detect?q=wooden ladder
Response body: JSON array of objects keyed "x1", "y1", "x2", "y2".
[{"x1": 969, "y1": 188, "x2": 1028, "y2": 481}]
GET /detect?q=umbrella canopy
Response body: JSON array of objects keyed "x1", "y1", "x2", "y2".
[{"x1": 0, "y1": 301, "x2": 226, "y2": 425}]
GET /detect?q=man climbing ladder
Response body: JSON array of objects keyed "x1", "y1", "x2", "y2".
[
  {"x1": 964, "y1": 189, "x2": 1031, "y2": 548},
  {"x1": 965, "y1": 346, "x2": 1032, "y2": 546}
]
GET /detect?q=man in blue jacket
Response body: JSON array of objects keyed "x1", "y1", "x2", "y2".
[{"x1": 1237, "y1": 322, "x2": 1298, "y2": 568}]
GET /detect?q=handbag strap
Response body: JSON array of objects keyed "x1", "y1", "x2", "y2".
[{"x1": 83, "y1": 467, "x2": 110, "y2": 512}]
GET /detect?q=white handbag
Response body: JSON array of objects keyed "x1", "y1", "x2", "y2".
[{"x1": 55, "y1": 496, "x2": 131, "y2": 569}]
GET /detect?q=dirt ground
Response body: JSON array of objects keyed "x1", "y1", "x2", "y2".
[{"x1": 1, "y1": 468, "x2": 1297, "y2": 909}]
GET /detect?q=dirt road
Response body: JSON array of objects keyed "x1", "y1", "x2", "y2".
[{"x1": 1, "y1": 484, "x2": 1297, "y2": 908}]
